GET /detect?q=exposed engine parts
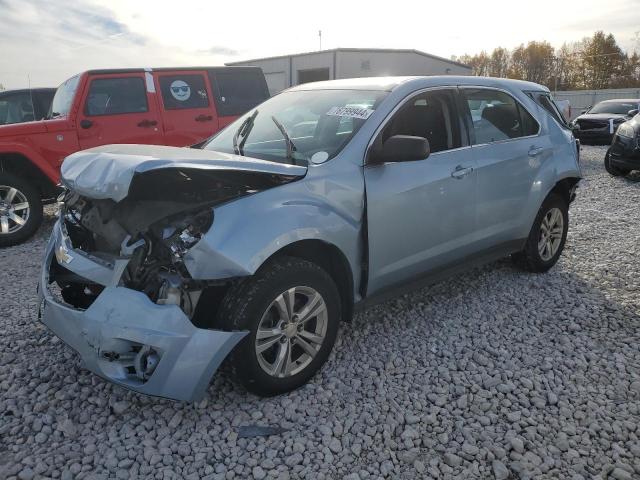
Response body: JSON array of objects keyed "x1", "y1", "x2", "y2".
[{"x1": 53, "y1": 190, "x2": 215, "y2": 317}]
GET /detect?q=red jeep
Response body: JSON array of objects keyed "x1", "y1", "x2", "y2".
[{"x1": 0, "y1": 66, "x2": 269, "y2": 246}]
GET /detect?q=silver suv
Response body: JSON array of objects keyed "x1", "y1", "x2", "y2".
[{"x1": 39, "y1": 76, "x2": 581, "y2": 401}]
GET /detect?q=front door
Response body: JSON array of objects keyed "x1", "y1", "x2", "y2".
[
  {"x1": 155, "y1": 71, "x2": 218, "y2": 147},
  {"x1": 364, "y1": 88, "x2": 477, "y2": 295},
  {"x1": 77, "y1": 73, "x2": 164, "y2": 149}
]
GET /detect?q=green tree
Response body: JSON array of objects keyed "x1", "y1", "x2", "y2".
[
  {"x1": 509, "y1": 41, "x2": 555, "y2": 87},
  {"x1": 582, "y1": 31, "x2": 625, "y2": 89}
]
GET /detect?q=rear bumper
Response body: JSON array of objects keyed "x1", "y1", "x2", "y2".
[{"x1": 38, "y1": 220, "x2": 246, "y2": 402}]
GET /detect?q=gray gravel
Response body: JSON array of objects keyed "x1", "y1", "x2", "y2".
[{"x1": 1, "y1": 145, "x2": 639, "y2": 480}]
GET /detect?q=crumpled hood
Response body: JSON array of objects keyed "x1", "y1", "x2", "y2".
[{"x1": 61, "y1": 144, "x2": 307, "y2": 202}]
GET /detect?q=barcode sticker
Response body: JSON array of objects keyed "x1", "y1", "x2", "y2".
[{"x1": 326, "y1": 106, "x2": 374, "y2": 120}]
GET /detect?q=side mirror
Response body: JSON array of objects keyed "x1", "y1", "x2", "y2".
[
  {"x1": 370, "y1": 135, "x2": 430, "y2": 164},
  {"x1": 627, "y1": 109, "x2": 638, "y2": 117},
  {"x1": 580, "y1": 109, "x2": 588, "y2": 115}
]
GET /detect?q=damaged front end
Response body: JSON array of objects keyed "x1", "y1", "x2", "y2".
[{"x1": 38, "y1": 145, "x2": 306, "y2": 401}]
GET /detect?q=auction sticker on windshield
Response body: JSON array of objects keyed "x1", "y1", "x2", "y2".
[{"x1": 327, "y1": 106, "x2": 374, "y2": 119}]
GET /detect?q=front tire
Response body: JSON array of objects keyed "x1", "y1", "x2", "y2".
[
  {"x1": 218, "y1": 256, "x2": 341, "y2": 396},
  {"x1": 604, "y1": 149, "x2": 630, "y2": 177},
  {"x1": 512, "y1": 193, "x2": 569, "y2": 273},
  {"x1": 0, "y1": 173, "x2": 43, "y2": 247}
]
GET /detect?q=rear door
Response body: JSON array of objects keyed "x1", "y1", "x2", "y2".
[
  {"x1": 461, "y1": 87, "x2": 546, "y2": 248},
  {"x1": 208, "y1": 68, "x2": 270, "y2": 129},
  {"x1": 155, "y1": 70, "x2": 218, "y2": 146},
  {"x1": 77, "y1": 73, "x2": 164, "y2": 149},
  {"x1": 364, "y1": 88, "x2": 477, "y2": 295}
]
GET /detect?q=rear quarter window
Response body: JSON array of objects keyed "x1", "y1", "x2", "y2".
[
  {"x1": 159, "y1": 74, "x2": 209, "y2": 110},
  {"x1": 208, "y1": 70, "x2": 269, "y2": 117}
]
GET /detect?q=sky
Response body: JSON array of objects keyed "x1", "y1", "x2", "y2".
[{"x1": 1, "y1": 0, "x2": 639, "y2": 89}]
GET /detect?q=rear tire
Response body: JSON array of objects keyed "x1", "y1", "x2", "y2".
[
  {"x1": 0, "y1": 173, "x2": 43, "y2": 247},
  {"x1": 218, "y1": 256, "x2": 341, "y2": 396},
  {"x1": 604, "y1": 149, "x2": 630, "y2": 177},
  {"x1": 512, "y1": 193, "x2": 569, "y2": 273}
]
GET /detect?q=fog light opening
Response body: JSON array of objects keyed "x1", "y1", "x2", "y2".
[{"x1": 134, "y1": 346, "x2": 160, "y2": 380}]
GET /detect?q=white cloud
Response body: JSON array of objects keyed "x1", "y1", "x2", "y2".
[{"x1": 0, "y1": 0, "x2": 638, "y2": 89}]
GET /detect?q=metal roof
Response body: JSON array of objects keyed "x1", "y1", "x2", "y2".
[
  {"x1": 226, "y1": 48, "x2": 471, "y2": 70},
  {"x1": 85, "y1": 66, "x2": 262, "y2": 75}
]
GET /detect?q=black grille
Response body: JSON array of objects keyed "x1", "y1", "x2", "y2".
[{"x1": 577, "y1": 119, "x2": 608, "y2": 130}]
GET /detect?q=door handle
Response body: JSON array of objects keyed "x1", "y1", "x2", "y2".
[
  {"x1": 528, "y1": 146, "x2": 543, "y2": 157},
  {"x1": 451, "y1": 165, "x2": 473, "y2": 179},
  {"x1": 195, "y1": 114, "x2": 213, "y2": 122},
  {"x1": 137, "y1": 119, "x2": 158, "y2": 128}
]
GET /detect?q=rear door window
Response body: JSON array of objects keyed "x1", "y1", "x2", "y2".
[
  {"x1": 159, "y1": 74, "x2": 209, "y2": 110},
  {"x1": 208, "y1": 69, "x2": 269, "y2": 116},
  {"x1": 85, "y1": 77, "x2": 148, "y2": 116},
  {"x1": 463, "y1": 89, "x2": 539, "y2": 144}
]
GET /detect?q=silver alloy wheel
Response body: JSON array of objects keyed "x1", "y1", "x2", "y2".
[
  {"x1": 255, "y1": 286, "x2": 328, "y2": 378},
  {"x1": 0, "y1": 185, "x2": 30, "y2": 235},
  {"x1": 538, "y1": 207, "x2": 564, "y2": 261}
]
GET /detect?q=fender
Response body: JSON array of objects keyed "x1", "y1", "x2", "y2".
[
  {"x1": 0, "y1": 142, "x2": 60, "y2": 183},
  {"x1": 184, "y1": 161, "x2": 365, "y2": 300}
]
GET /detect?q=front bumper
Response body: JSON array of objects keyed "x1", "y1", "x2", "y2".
[
  {"x1": 38, "y1": 220, "x2": 247, "y2": 402},
  {"x1": 574, "y1": 129, "x2": 614, "y2": 144},
  {"x1": 609, "y1": 135, "x2": 640, "y2": 171}
]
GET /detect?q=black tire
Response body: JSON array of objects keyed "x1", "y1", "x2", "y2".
[
  {"x1": 0, "y1": 173, "x2": 43, "y2": 247},
  {"x1": 218, "y1": 256, "x2": 341, "y2": 396},
  {"x1": 604, "y1": 149, "x2": 630, "y2": 177},
  {"x1": 512, "y1": 193, "x2": 569, "y2": 273}
]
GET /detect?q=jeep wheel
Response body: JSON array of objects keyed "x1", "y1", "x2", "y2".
[
  {"x1": 218, "y1": 256, "x2": 341, "y2": 396},
  {"x1": 512, "y1": 193, "x2": 569, "y2": 273},
  {"x1": 0, "y1": 173, "x2": 43, "y2": 247},
  {"x1": 604, "y1": 149, "x2": 630, "y2": 177}
]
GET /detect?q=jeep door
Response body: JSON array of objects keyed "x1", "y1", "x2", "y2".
[
  {"x1": 154, "y1": 70, "x2": 218, "y2": 147},
  {"x1": 364, "y1": 88, "x2": 477, "y2": 295},
  {"x1": 460, "y1": 87, "x2": 546, "y2": 248},
  {"x1": 77, "y1": 73, "x2": 164, "y2": 149}
]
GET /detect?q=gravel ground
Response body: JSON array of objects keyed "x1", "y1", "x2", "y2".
[{"x1": 1, "y1": 145, "x2": 639, "y2": 480}]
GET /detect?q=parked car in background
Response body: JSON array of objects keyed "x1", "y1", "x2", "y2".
[
  {"x1": 0, "y1": 88, "x2": 55, "y2": 125},
  {"x1": 39, "y1": 76, "x2": 581, "y2": 401},
  {"x1": 0, "y1": 67, "x2": 269, "y2": 246},
  {"x1": 605, "y1": 113, "x2": 640, "y2": 176},
  {"x1": 570, "y1": 99, "x2": 640, "y2": 144}
]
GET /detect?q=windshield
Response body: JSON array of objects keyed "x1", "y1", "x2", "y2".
[
  {"x1": 204, "y1": 89, "x2": 388, "y2": 164},
  {"x1": 589, "y1": 101, "x2": 638, "y2": 115},
  {"x1": 49, "y1": 75, "x2": 80, "y2": 118}
]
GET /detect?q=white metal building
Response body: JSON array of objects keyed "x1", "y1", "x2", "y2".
[{"x1": 226, "y1": 48, "x2": 472, "y2": 95}]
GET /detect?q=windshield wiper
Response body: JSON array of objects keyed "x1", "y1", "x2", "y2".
[
  {"x1": 233, "y1": 109, "x2": 258, "y2": 156},
  {"x1": 271, "y1": 115, "x2": 297, "y2": 165}
]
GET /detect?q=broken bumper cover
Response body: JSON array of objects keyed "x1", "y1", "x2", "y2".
[{"x1": 38, "y1": 220, "x2": 247, "y2": 402}]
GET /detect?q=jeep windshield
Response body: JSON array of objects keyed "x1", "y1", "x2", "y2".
[
  {"x1": 48, "y1": 75, "x2": 80, "y2": 119},
  {"x1": 204, "y1": 89, "x2": 387, "y2": 164}
]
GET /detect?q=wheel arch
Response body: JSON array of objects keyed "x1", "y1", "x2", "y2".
[
  {"x1": 548, "y1": 176, "x2": 581, "y2": 206},
  {"x1": 261, "y1": 239, "x2": 355, "y2": 323},
  {"x1": 0, "y1": 151, "x2": 58, "y2": 201}
]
